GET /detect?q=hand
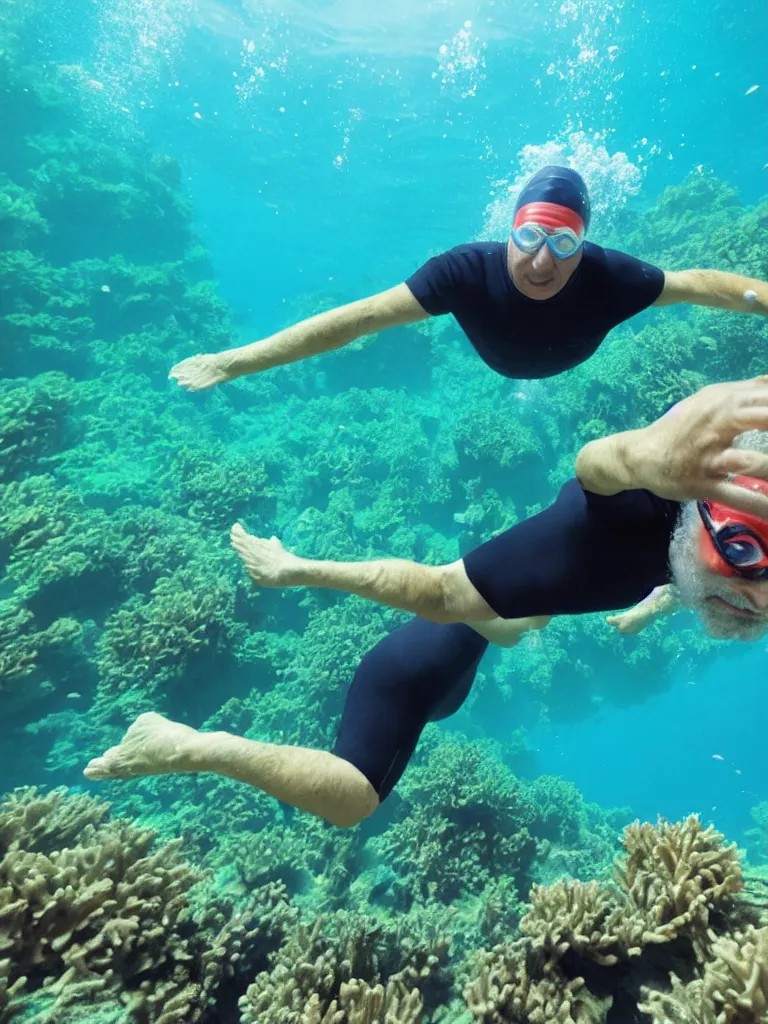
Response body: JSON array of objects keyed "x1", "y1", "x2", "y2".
[
  {"x1": 623, "y1": 376, "x2": 768, "y2": 517},
  {"x1": 169, "y1": 353, "x2": 233, "y2": 391},
  {"x1": 606, "y1": 608, "x2": 652, "y2": 636}
]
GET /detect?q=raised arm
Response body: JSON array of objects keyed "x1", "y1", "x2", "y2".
[
  {"x1": 170, "y1": 283, "x2": 430, "y2": 391},
  {"x1": 574, "y1": 376, "x2": 768, "y2": 517},
  {"x1": 653, "y1": 269, "x2": 768, "y2": 314}
]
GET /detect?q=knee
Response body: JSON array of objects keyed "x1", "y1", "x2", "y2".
[{"x1": 326, "y1": 786, "x2": 380, "y2": 829}]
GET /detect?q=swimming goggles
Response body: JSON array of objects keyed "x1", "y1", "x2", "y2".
[
  {"x1": 697, "y1": 499, "x2": 768, "y2": 580},
  {"x1": 511, "y1": 222, "x2": 584, "y2": 260}
]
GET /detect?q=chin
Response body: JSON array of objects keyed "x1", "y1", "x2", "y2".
[
  {"x1": 522, "y1": 281, "x2": 560, "y2": 301},
  {"x1": 697, "y1": 605, "x2": 768, "y2": 642}
]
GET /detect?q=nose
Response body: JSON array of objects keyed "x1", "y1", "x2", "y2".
[
  {"x1": 730, "y1": 579, "x2": 768, "y2": 610},
  {"x1": 531, "y1": 244, "x2": 556, "y2": 274}
]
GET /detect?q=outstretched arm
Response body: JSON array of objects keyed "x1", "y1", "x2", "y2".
[
  {"x1": 230, "y1": 524, "x2": 496, "y2": 623},
  {"x1": 606, "y1": 585, "x2": 679, "y2": 635},
  {"x1": 170, "y1": 284, "x2": 430, "y2": 391},
  {"x1": 653, "y1": 269, "x2": 768, "y2": 314},
  {"x1": 574, "y1": 376, "x2": 768, "y2": 517}
]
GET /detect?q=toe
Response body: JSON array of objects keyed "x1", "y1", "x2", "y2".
[{"x1": 83, "y1": 757, "x2": 113, "y2": 780}]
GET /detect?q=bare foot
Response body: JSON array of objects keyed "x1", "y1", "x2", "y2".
[
  {"x1": 230, "y1": 522, "x2": 304, "y2": 587},
  {"x1": 83, "y1": 712, "x2": 202, "y2": 780},
  {"x1": 169, "y1": 353, "x2": 232, "y2": 391}
]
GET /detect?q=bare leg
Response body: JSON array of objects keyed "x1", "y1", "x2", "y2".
[
  {"x1": 229, "y1": 523, "x2": 493, "y2": 623},
  {"x1": 466, "y1": 615, "x2": 552, "y2": 647},
  {"x1": 83, "y1": 713, "x2": 379, "y2": 829}
]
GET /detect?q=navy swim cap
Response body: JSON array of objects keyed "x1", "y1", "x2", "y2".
[{"x1": 513, "y1": 165, "x2": 591, "y2": 234}]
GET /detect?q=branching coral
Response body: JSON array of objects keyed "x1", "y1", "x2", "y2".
[
  {"x1": 372, "y1": 734, "x2": 543, "y2": 906},
  {"x1": 0, "y1": 786, "x2": 291, "y2": 1024},
  {"x1": 0, "y1": 372, "x2": 77, "y2": 483},
  {"x1": 96, "y1": 566, "x2": 240, "y2": 701},
  {"x1": 238, "y1": 906, "x2": 452, "y2": 1024},
  {"x1": 465, "y1": 942, "x2": 613, "y2": 1024},
  {"x1": 463, "y1": 815, "x2": 761, "y2": 1024},
  {"x1": 164, "y1": 442, "x2": 270, "y2": 532},
  {"x1": 639, "y1": 926, "x2": 768, "y2": 1023}
]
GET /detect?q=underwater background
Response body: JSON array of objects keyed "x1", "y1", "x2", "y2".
[{"x1": 1, "y1": 0, "x2": 767, "y2": 1021}]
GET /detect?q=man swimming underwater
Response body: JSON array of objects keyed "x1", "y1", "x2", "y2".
[
  {"x1": 169, "y1": 165, "x2": 767, "y2": 392},
  {"x1": 86, "y1": 377, "x2": 768, "y2": 828}
]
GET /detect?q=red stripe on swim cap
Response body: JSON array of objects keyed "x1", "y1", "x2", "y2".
[{"x1": 513, "y1": 202, "x2": 585, "y2": 235}]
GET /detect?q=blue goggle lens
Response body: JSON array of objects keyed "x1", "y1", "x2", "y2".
[{"x1": 512, "y1": 223, "x2": 583, "y2": 260}]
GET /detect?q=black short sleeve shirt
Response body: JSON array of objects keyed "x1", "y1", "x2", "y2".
[{"x1": 405, "y1": 241, "x2": 665, "y2": 379}]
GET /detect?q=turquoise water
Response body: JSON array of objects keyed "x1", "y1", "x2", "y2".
[{"x1": 2, "y1": 0, "x2": 768, "y2": 1021}]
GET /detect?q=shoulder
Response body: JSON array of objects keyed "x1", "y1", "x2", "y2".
[
  {"x1": 584, "y1": 244, "x2": 665, "y2": 311},
  {"x1": 592, "y1": 244, "x2": 664, "y2": 285},
  {"x1": 582, "y1": 483, "x2": 680, "y2": 529},
  {"x1": 406, "y1": 241, "x2": 505, "y2": 313},
  {"x1": 438, "y1": 241, "x2": 506, "y2": 273}
]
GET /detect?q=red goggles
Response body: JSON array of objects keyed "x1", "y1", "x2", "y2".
[{"x1": 697, "y1": 476, "x2": 768, "y2": 580}]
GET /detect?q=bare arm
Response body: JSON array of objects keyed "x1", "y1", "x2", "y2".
[
  {"x1": 574, "y1": 377, "x2": 768, "y2": 517},
  {"x1": 170, "y1": 284, "x2": 430, "y2": 391},
  {"x1": 606, "y1": 585, "x2": 679, "y2": 635},
  {"x1": 653, "y1": 269, "x2": 768, "y2": 314}
]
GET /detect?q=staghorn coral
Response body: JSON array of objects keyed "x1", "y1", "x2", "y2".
[
  {"x1": 0, "y1": 372, "x2": 77, "y2": 482},
  {"x1": 639, "y1": 926, "x2": 768, "y2": 1024},
  {"x1": 0, "y1": 785, "x2": 290, "y2": 1024},
  {"x1": 238, "y1": 906, "x2": 452, "y2": 1024},
  {"x1": 163, "y1": 442, "x2": 270, "y2": 532},
  {"x1": 615, "y1": 815, "x2": 743, "y2": 959},
  {"x1": 372, "y1": 733, "x2": 544, "y2": 907},
  {"x1": 0, "y1": 786, "x2": 109, "y2": 856},
  {"x1": 0, "y1": 597, "x2": 81, "y2": 711},
  {"x1": 522, "y1": 880, "x2": 624, "y2": 967},
  {"x1": 95, "y1": 566, "x2": 240, "y2": 702},
  {"x1": 463, "y1": 815, "x2": 761, "y2": 1024},
  {"x1": 338, "y1": 978, "x2": 423, "y2": 1024},
  {"x1": 465, "y1": 941, "x2": 613, "y2": 1024}
]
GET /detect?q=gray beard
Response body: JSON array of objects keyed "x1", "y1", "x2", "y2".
[{"x1": 668, "y1": 504, "x2": 768, "y2": 642}]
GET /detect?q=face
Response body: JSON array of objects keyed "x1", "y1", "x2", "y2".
[
  {"x1": 507, "y1": 235, "x2": 583, "y2": 301},
  {"x1": 669, "y1": 505, "x2": 768, "y2": 641}
]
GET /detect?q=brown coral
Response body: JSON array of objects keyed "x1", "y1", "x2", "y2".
[
  {"x1": 464, "y1": 941, "x2": 612, "y2": 1024},
  {"x1": 0, "y1": 787, "x2": 284, "y2": 1024},
  {"x1": 616, "y1": 815, "x2": 743, "y2": 958},
  {"x1": 463, "y1": 815, "x2": 756, "y2": 1024},
  {"x1": 639, "y1": 926, "x2": 768, "y2": 1023},
  {"x1": 521, "y1": 880, "x2": 623, "y2": 967}
]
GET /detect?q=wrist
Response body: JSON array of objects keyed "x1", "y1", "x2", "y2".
[
  {"x1": 219, "y1": 349, "x2": 247, "y2": 380},
  {"x1": 576, "y1": 431, "x2": 642, "y2": 494}
]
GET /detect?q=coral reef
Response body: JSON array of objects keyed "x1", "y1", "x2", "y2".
[
  {"x1": 463, "y1": 815, "x2": 766, "y2": 1024},
  {"x1": 0, "y1": 786, "x2": 291, "y2": 1024},
  {"x1": 2, "y1": 5, "x2": 768, "y2": 1019}
]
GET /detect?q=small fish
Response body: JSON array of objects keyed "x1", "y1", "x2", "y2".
[
  {"x1": 735, "y1": 769, "x2": 742, "y2": 775},
  {"x1": 100, "y1": 284, "x2": 111, "y2": 293},
  {"x1": 712, "y1": 754, "x2": 725, "y2": 761},
  {"x1": 66, "y1": 692, "x2": 81, "y2": 700},
  {"x1": 745, "y1": 85, "x2": 760, "y2": 96}
]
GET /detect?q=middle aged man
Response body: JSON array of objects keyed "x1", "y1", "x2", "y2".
[
  {"x1": 169, "y1": 165, "x2": 768, "y2": 393},
  {"x1": 85, "y1": 378, "x2": 768, "y2": 830}
]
